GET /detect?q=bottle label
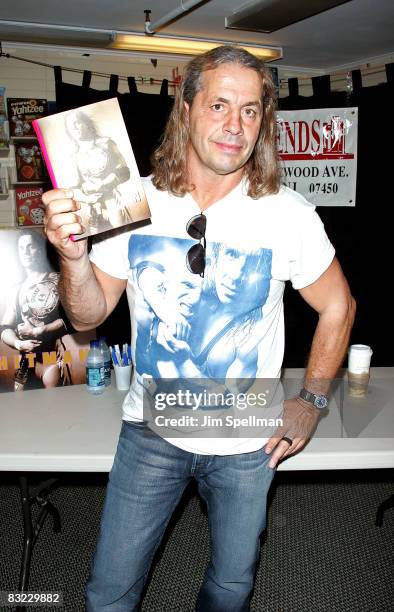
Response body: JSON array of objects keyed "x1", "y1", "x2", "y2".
[
  {"x1": 104, "y1": 360, "x2": 111, "y2": 384},
  {"x1": 86, "y1": 366, "x2": 105, "y2": 388}
]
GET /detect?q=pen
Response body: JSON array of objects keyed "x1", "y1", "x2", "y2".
[
  {"x1": 110, "y1": 347, "x2": 119, "y2": 366},
  {"x1": 114, "y1": 344, "x2": 122, "y2": 365}
]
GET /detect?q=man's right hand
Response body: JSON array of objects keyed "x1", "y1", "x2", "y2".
[{"x1": 42, "y1": 189, "x2": 87, "y2": 260}]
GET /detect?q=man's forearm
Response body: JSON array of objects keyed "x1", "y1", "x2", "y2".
[
  {"x1": 304, "y1": 297, "x2": 356, "y2": 395},
  {"x1": 42, "y1": 318, "x2": 67, "y2": 336},
  {"x1": 0, "y1": 328, "x2": 19, "y2": 350},
  {"x1": 58, "y1": 255, "x2": 107, "y2": 331}
]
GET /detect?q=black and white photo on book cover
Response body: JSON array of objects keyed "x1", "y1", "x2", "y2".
[{"x1": 33, "y1": 98, "x2": 151, "y2": 239}]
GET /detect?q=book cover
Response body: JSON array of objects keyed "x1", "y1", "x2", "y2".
[
  {"x1": 7, "y1": 98, "x2": 48, "y2": 138},
  {"x1": 14, "y1": 142, "x2": 48, "y2": 182},
  {"x1": 33, "y1": 98, "x2": 151, "y2": 240},
  {"x1": 15, "y1": 186, "x2": 45, "y2": 226}
]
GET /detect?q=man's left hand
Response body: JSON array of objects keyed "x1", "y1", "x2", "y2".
[
  {"x1": 264, "y1": 397, "x2": 322, "y2": 468},
  {"x1": 17, "y1": 322, "x2": 45, "y2": 339}
]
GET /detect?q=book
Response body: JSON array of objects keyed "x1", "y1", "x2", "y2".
[
  {"x1": 14, "y1": 142, "x2": 48, "y2": 182},
  {"x1": 32, "y1": 98, "x2": 151, "y2": 240},
  {"x1": 15, "y1": 185, "x2": 45, "y2": 226},
  {"x1": 7, "y1": 98, "x2": 48, "y2": 138}
]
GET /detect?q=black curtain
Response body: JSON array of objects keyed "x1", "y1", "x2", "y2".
[{"x1": 279, "y1": 66, "x2": 394, "y2": 366}]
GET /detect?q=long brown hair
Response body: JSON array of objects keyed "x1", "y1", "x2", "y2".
[{"x1": 152, "y1": 45, "x2": 280, "y2": 199}]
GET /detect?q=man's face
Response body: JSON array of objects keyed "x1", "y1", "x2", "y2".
[
  {"x1": 215, "y1": 247, "x2": 248, "y2": 304},
  {"x1": 18, "y1": 234, "x2": 40, "y2": 269},
  {"x1": 172, "y1": 276, "x2": 201, "y2": 318},
  {"x1": 66, "y1": 114, "x2": 92, "y2": 141},
  {"x1": 185, "y1": 63, "x2": 264, "y2": 179}
]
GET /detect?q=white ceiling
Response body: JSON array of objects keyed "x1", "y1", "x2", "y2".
[{"x1": 0, "y1": 0, "x2": 393, "y2": 70}]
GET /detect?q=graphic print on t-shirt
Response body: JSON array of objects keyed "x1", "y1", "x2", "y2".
[{"x1": 129, "y1": 235, "x2": 272, "y2": 382}]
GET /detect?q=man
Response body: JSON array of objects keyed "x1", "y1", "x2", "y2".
[
  {"x1": 43, "y1": 46, "x2": 355, "y2": 612},
  {"x1": 64, "y1": 109, "x2": 131, "y2": 232}
]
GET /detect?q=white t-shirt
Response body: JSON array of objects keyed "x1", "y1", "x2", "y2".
[{"x1": 89, "y1": 176, "x2": 335, "y2": 455}]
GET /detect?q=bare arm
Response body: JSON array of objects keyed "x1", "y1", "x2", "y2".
[
  {"x1": 1, "y1": 327, "x2": 41, "y2": 352},
  {"x1": 42, "y1": 318, "x2": 67, "y2": 334},
  {"x1": 17, "y1": 318, "x2": 66, "y2": 340},
  {"x1": 298, "y1": 256, "x2": 356, "y2": 395},
  {"x1": 265, "y1": 257, "x2": 356, "y2": 467},
  {"x1": 42, "y1": 188, "x2": 127, "y2": 331},
  {"x1": 58, "y1": 256, "x2": 126, "y2": 331},
  {"x1": 1, "y1": 294, "x2": 41, "y2": 351}
]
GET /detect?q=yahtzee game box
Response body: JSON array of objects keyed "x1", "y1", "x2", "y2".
[
  {"x1": 15, "y1": 186, "x2": 45, "y2": 226},
  {"x1": 14, "y1": 142, "x2": 48, "y2": 182},
  {"x1": 7, "y1": 98, "x2": 48, "y2": 138}
]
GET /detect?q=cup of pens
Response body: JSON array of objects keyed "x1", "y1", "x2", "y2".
[{"x1": 111, "y1": 343, "x2": 132, "y2": 391}]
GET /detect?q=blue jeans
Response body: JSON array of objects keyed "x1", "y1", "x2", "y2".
[{"x1": 86, "y1": 420, "x2": 277, "y2": 612}]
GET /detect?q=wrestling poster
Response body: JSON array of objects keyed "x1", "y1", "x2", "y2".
[{"x1": 0, "y1": 228, "x2": 96, "y2": 392}]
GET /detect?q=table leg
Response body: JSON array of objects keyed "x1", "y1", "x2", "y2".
[
  {"x1": 375, "y1": 493, "x2": 394, "y2": 527},
  {"x1": 18, "y1": 475, "x2": 33, "y2": 594},
  {"x1": 17, "y1": 475, "x2": 61, "y2": 610}
]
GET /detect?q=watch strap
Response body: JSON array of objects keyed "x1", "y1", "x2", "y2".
[{"x1": 299, "y1": 387, "x2": 328, "y2": 409}]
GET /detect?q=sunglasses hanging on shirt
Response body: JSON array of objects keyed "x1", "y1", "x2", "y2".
[{"x1": 186, "y1": 212, "x2": 206, "y2": 277}]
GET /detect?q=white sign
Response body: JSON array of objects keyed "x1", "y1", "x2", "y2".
[{"x1": 277, "y1": 108, "x2": 358, "y2": 206}]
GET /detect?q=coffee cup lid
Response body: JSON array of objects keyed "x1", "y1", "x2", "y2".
[{"x1": 348, "y1": 344, "x2": 373, "y2": 354}]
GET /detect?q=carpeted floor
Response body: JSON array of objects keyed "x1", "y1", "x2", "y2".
[{"x1": 0, "y1": 469, "x2": 393, "y2": 612}]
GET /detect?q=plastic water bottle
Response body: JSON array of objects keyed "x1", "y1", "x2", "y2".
[
  {"x1": 99, "y1": 336, "x2": 111, "y2": 387},
  {"x1": 86, "y1": 340, "x2": 105, "y2": 395}
]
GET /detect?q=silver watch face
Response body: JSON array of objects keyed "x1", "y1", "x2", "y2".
[{"x1": 315, "y1": 395, "x2": 328, "y2": 409}]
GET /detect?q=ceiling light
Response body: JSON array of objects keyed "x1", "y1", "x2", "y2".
[{"x1": 112, "y1": 34, "x2": 282, "y2": 62}]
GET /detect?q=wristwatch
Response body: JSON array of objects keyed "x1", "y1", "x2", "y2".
[{"x1": 299, "y1": 387, "x2": 328, "y2": 409}]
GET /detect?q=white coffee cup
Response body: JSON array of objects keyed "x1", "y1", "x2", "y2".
[
  {"x1": 114, "y1": 364, "x2": 132, "y2": 391},
  {"x1": 347, "y1": 344, "x2": 373, "y2": 396},
  {"x1": 348, "y1": 344, "x2": 373, "y2": 373}
]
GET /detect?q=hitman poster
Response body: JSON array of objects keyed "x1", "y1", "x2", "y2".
[{"x1": 0, "y1": 228, "x2": 95, "y2": 392}]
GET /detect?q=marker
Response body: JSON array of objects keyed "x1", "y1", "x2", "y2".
[
  {"x1": 114, "y1": 344, "x2": 122, "y2": 365},
  {"x1": 111, "y1": 347, "x2": 119, "y2": 366}
]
